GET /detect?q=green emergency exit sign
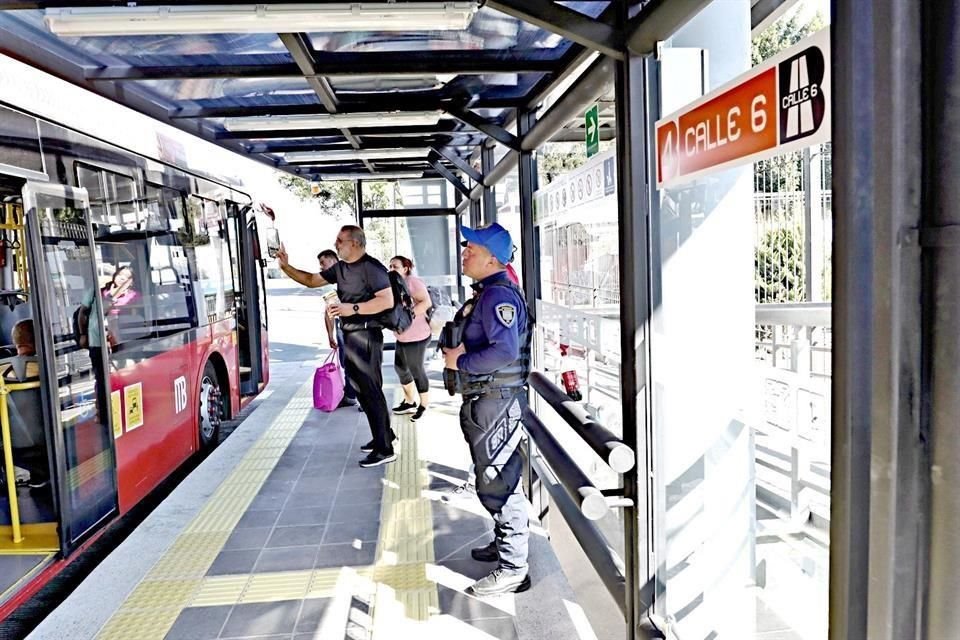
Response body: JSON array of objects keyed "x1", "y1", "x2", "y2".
[{"x1": 585, "y1": 104, "x2": 599, "y2": 158}]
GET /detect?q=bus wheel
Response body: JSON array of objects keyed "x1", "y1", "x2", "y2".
[{"x1": 198, "y1": 361, "x2": 224, "y2": 449}]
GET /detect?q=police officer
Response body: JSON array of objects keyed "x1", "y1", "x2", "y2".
[{"x1": 443, "y1": 222, "x2": 532, "y2": 597}]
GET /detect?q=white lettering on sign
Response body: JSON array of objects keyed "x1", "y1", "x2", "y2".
[
  {"x1": 655, "y1": 28, "x2": 830, "y2": 189},
  {"x1": 174, "y1": 375, "x2": 188, "y2": 414},
  {"x1": 751, "y1": 95, "x2": 768, "y2": 133}
]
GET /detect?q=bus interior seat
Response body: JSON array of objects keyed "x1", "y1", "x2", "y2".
[{"x1": 6, "y1": 384, "x2": 43, "y2": 451}]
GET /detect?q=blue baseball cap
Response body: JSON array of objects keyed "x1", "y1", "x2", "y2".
[{"x1": 460, "y1": 223, "x2": 514, "y2": 265}]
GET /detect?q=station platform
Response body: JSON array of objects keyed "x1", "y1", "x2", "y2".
[{"x1": 26, "y1": 352, "x2": 595, "y2": 640}]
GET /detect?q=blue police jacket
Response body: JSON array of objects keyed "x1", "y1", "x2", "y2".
[{"x1": 457, "y1": 271, "x2": 528, "y2": 377}]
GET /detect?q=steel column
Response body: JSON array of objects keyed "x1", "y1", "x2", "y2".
[
  {"x1": 924, "y1": 1, "x2": 960, "y2": 638},
  {"x1": 481, "y1": 144, "x2": 497, "y2": 225},
  {"x1": 517, "y1": 108, "x2": 539, "y2": 313},
  {"x1": 354, "y1": 180, "x2": 364, "y2": 227},
  {"x1": 614, "y1": 44, "x2": 655, "y2": 640},
  {"x1": 830, "y1": 1, "x2": 925, "y2": 639}
]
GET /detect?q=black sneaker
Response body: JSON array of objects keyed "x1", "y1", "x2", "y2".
[
  {"x1": 392, "y1": 401, "x2": 417, "y2": 415},
  {"x1": 338, "y1": 397, "x2": 358, "y2": 409},
  {"x1": 360, "y1": 440, "x2": 375, "y2": 453},
  {"x1": 359, "y1": 451, "x2": 396, "y2": 468},
  {"x1": 410, "y1": 406, "x2": 427, "y2": 422},
  {"x1": 471, "y1": 540, "x2": 498, "y2": 563}
]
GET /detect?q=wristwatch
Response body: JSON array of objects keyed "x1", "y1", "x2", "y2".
[{"x1": 352, "y1": 304, "x2": 360, "y2": 314}]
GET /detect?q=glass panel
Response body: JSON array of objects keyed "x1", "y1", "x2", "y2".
[
  {"x1": 0, "y1": 104, "x2": 43, "y2": 175},
  {"x1": 27, "y1": 187, "x2": 118, "y2": 546},
  {"x1": 650, "y1": 4, "x2": 831, "y2": 638},
  {"x1": 532, "y1": 147, "x2": 624, "y2": 638}
]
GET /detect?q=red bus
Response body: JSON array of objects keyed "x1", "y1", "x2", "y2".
[{"x1": 0, "y1": 100, "x2": 270, "y2": 619}]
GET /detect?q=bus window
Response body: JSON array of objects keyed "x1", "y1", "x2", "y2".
[
  {"x1": 75, "y1": 163, "x2": 138, "y2": 229},
  {"x1": 186, "y1": 196, "x2": 232, "y2": 325}
]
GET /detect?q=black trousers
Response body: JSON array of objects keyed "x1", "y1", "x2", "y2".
[
  {"x1": 393, "y1": 338, "x2": 430, "y2": 394},
  {"x1": 342, "y1": 328, "x2": 394, "y2": 454},
  {"x1": 335, "y1": 324, "x2": 357, "y2": 400},
  {"x1": 89, "y1": 346, "x2": 110, "y2": 433}
]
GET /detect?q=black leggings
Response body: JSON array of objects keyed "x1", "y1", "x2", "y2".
[{"x1": 394, "y1": 338, "x2": 430, "y2": 394}]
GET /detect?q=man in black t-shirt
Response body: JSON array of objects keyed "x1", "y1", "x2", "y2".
[{"x1": 277, "y1": 225, "x2": 397, "y2": 467}]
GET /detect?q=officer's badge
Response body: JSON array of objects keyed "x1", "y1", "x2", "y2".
[{"x1": 495, "y1": 303, "x2": 516, "y2": 327}]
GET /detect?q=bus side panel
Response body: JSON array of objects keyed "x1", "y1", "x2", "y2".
[
  {"x1": 205, "y1": 317, "x2": 240, "y2": 420},
  {"x1": 113, "y1": 335, "x2": 205, "y2": 513}
]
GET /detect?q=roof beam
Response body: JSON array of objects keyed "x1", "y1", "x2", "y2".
[
  {"x1": 83, "y1": 50, "x2": 561, "y2": 81},
  {"x1": 279, "y1": 32, "x2": 338, "y2": 113},
  {"x1": 751, "y1": 0, "x2": 802, "y2": 35},
  {"x1": 215, "y1": 122, "x2": 463, "y2": 140},
  {"x1": 444, "y1": 106, "x2": 519, "y2": 151},
  {"x1": 485, "y1": 0, "x2": 624, "y2": 61},
  {"x1": 428, "y1": 152, "x2": 472, "y2": 198},
  {"x1": 85, "y1": 62, "x2": 300, "y2": 81},
  {"x1": 247, "y1": 137, "x2": 457, "y2": 154},
  {"x1": 169, "y1": 93, "x2": 521, "y2": 119},
  {"x1": 626, "y1": 0, "x2": 713, "y2": 55},
  {"x1": 433, "y1": 144, "x2": 483, "y2": 184}
]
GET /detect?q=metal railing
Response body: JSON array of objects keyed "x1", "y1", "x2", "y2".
[
  {"x1": 754, "y1": 302, "x2": 832, "y2": 533},
  {"x1": 523, "y1": 371, "x2": 634, "y2": 616},
  {"x1": 0, "y1": 376, "x2": 41, "y2": 544}
]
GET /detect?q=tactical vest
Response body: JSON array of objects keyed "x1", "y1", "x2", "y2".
[{"x1": 461, "y1": 280, "x2": 533, "y2": 392}]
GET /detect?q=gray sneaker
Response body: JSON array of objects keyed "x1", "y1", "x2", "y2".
[
  {"x1": 470, "y1": 540, "x2": 498, "y2": 563},
  {"x1": 468, "y1": 568, "x2": 531, "y2": 597}
]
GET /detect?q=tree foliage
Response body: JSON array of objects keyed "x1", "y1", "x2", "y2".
[
  {"x1": 277, "y1": 174, "x2": 396, "y2": 214},
  {"x1": 756, "y1": 226, "x2": 805, "y2": 303},
  {"x1": 538, "y1": 144, "x2": 587, "y2": 185},
  {"x1": 751, "y1": 8, "x2": 826, "y2": 66}
]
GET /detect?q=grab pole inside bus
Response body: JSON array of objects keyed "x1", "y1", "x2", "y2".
[{"x1": 0, "y1": 378, "x2": 23, "y2": 543}]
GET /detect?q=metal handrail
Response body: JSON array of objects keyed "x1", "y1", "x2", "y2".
[
  {"x1": 755, "y1": 302, "x2": 831, "y2": 327},
  {"x1": 529, "y1": 372, "x2": 635, "y2": 473},
  {"x1": 523, "y1": 409, "x2": 609, "y2": 521},
  {"x1": 529, "y1": 452, "x2": 627, "y2": 616},
  {"x1": 0, "y1": 376, "x2": 41, "y2": 544},
  {"x1": 522, "y1": 370, "x2": 636, "y2": 619}
]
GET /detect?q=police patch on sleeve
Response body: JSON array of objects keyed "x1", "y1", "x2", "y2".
[{"x1": 495, "y1": 303, "x2": 517, "y2": 327}]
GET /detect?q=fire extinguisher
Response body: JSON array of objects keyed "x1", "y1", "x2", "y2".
[{"x1": 559, "y1": 344, "x2": 582, "y2": 401}]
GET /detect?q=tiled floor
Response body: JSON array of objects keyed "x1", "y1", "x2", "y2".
[{"x1": 28, "y1": 356, "x2": 589, "y2": 640}]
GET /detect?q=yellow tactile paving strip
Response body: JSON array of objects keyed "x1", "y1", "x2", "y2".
[
  {"x1": 94, "y1": 385, "x2": 442, "y2": 639},
  {"x1": 95, "y1": 383, "x2": 314, "y2": 640}
]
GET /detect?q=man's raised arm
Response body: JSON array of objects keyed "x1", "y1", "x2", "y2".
[{"x1": 276, "y1": 245, "x2": 329, "y2": 288}]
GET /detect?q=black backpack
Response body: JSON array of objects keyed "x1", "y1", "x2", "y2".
[
  {"x1": 424, "y1": 285, "x2": 446, "y2": 322},
  {"x1": 379, "y1": 270, "x2": 415, "y2": 333}
]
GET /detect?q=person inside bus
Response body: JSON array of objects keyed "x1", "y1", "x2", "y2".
[
  {"x1": 4, "y1": 318, "x2": 39, "y2": 381},
  {"x1": 100, "y1": 265, "x2": 141, "y2": 347},
  {"x1": 387, "y1": 256, "x2": 432, "y2": 422},
  {"x1": 318, "y1": 250, "x2": 359, "y2": 409},
  {"x1": 1, "y1": 319, "x2": 48, "y2": 489},
  {"x1": 77, "y1": 284, "x2": 110, "y2": 427}
]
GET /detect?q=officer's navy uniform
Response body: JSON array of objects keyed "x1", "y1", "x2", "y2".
[{"x1": 456, "y1": 271, "x2": 531, "y2": 575}]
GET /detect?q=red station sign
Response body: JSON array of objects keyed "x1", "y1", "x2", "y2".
[{"x1": 656, "y1": 28, "x2": 830, "y2": 189}]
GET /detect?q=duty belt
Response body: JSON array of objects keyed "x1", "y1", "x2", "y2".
[{"x1": 463, "y1": 385, "x2": 526, "y2": 400}]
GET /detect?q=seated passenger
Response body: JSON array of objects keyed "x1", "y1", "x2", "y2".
[
  {"x1": 1, "y1": 319, "x2": 47, "y2": 489},
  {"x1": 4, "y1": 318, "x2": 39, "y2": 382}
]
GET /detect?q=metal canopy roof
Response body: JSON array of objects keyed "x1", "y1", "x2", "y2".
[{"x1": 0, "y1": 1, "x2": 625, "y2": 184}]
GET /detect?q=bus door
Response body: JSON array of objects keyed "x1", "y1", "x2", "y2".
[
  {"x1": 227, "y1": 203, "x2": 266, "y2": 396},
  {"x1": 22, "y1": 183, "x2": 119, "y2": 554}
]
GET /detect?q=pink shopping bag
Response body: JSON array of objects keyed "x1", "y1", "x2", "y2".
[{"x1": 313, "y1": 350, "x2": 345, "y2": 411}]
